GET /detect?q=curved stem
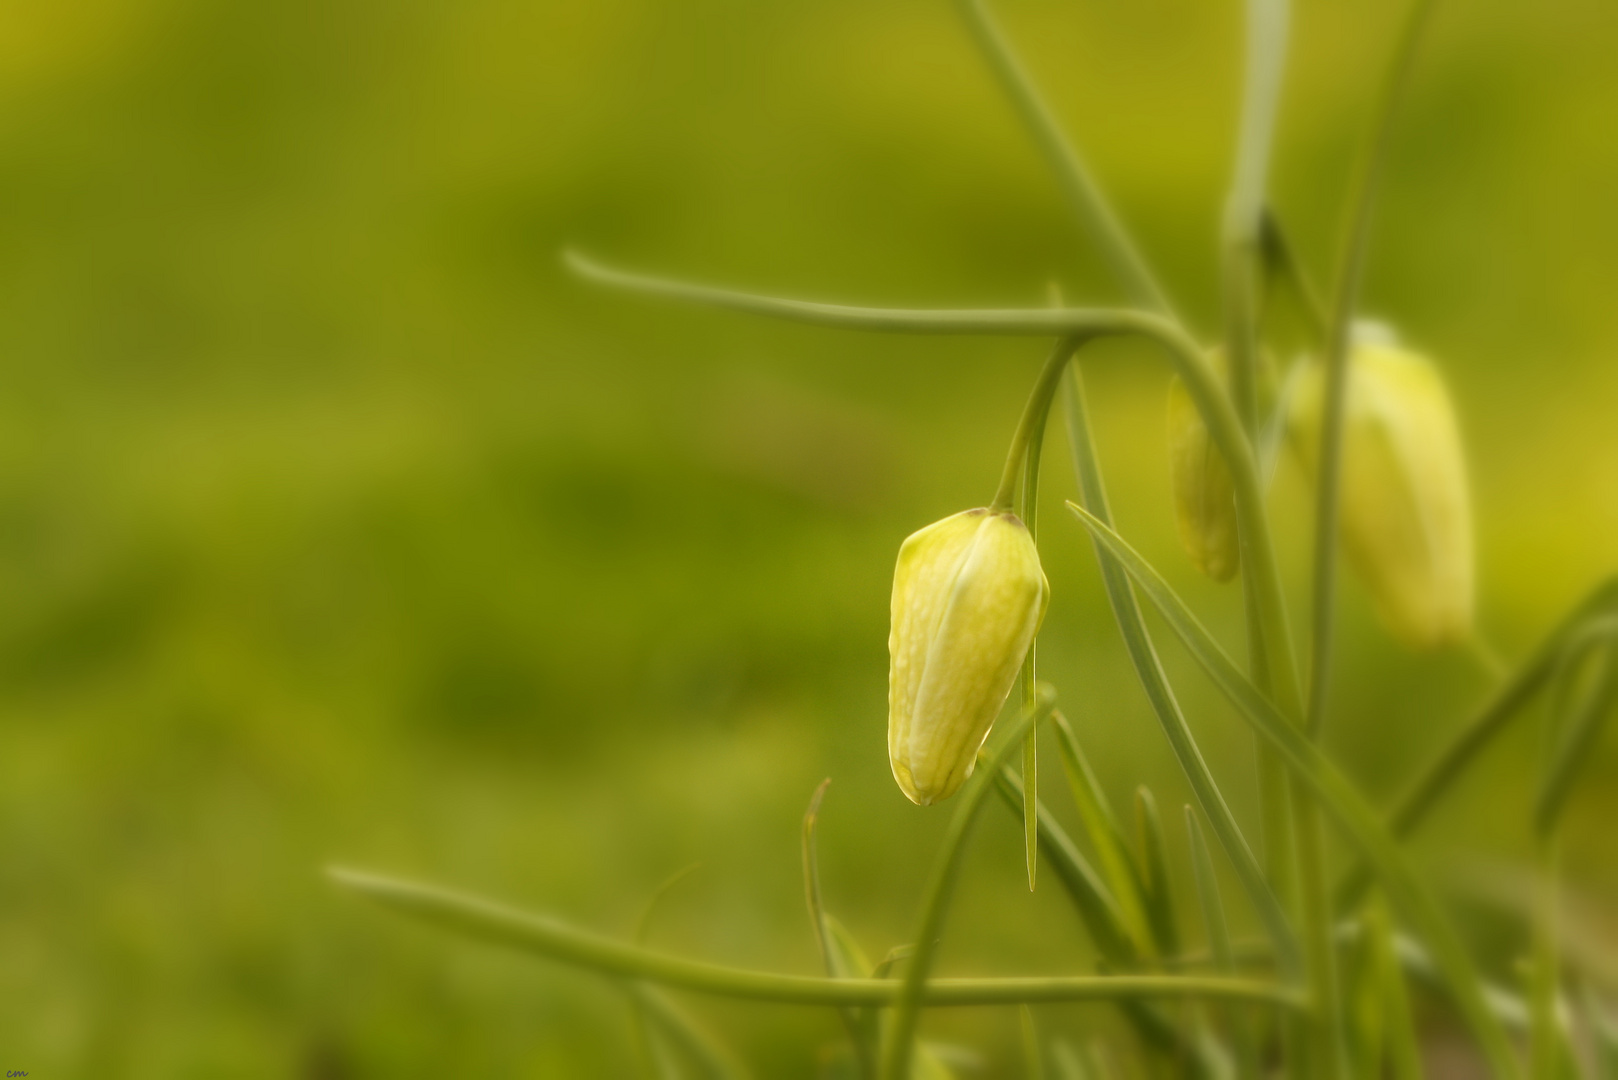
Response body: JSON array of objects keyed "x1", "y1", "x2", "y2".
[
  {"x1": 331, "y1": 866, "x2": 1301, "y2": 1010},
  {"x1": 882, "y1": 687, "x2": 1056, "y2": 1080},
  {"x1": 993, "y1": 337, "x2": 1084, "y2": 510},
  {"x1": 1307, "y1": 0, "x2": 1438, "y2": 742},
  {"x1": 951, "y1": 0, "x2": 1174, "y2": 316}
]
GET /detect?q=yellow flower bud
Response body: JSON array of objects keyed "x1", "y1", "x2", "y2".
[
  {"x1": 1290, "y1": 342, "x2": 1474, "y2": 650},
  {"x1": 1167, "y1": 355, "x2": 1240, "y2": 583},
  {"x1": 888, "y1": 509, "x2": 1049, "y2": 805}
]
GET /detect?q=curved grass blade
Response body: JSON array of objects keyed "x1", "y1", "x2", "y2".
[
  {"x1": 1062, "y1": 367, "x2": 1302, "y2": 986},
  {"x1": 803, "y1": 778, "x2": 877, "y2": 1077},
  {"x1": 1065, "y1": 500, "x2": 1520, "y2": 1078}
]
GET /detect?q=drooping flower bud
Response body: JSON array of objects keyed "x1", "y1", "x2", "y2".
[
  {"x1": 888, "y1": 508, "x2": 1049, "y2": 805},
  {"x1": 1167, "y1": 351, "x2": 1240, "y2": 582},
  {"x1": 1289, "y1": 340, "x2": 1474, "y2": 650}
]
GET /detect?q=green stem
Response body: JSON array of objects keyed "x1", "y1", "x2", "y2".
[
  {"x1": 1306, "y1": 0, "x2": 1438, "y2": 743},
  {"x1": 332, "y1": 866, "x2": 1301, "y2": 1010},
  {"x1": 994, "y1": 337, "x2": 1082, "y2": 509},
  {"x1": 882, "y1": 688, "x2": 1056, "y2": 1080},
  {"x1": 951, "y1": 0, "x2": 1173, "y2": 315},
  {"x1": 1529, "y1": 834, "x2": 1561, "y2": 1079}
]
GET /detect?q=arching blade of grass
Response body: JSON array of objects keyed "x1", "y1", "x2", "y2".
[
  {"x1": 330, "y1": 866, "x2": 1301, "y2": 1010},
  {"x1": 803, "y1": 778, "x2": 876, "y2": 1077},
  {"x1": 1065, "y1": 500, "x2": 1521, "y2": 1078},
  {"x1": 1063, "y1": 367, "x2": 1302, "y2": 988}
]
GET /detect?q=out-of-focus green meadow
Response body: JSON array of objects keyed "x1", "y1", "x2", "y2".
[{"x1": 2, "y1": 0, "x2": 1617, "y2": 1075}]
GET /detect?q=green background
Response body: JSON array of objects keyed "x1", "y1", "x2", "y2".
[{"x1": 1, "y1": 0, "x2": 1615, "y2": 1074}]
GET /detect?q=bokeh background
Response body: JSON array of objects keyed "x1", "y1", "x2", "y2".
[{"x1": 2, "y1": 0, "x2": 1616, "y2": 1075}]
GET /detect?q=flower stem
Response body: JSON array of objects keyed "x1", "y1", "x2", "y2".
[{"x1": 992, "y1": 337, "x2": 1085, "y2": 512}]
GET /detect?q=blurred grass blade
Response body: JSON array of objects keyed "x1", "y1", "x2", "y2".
[
  {"x1": 1051, "y1": 1040, "x2": 1093, "y2": 1080},
  {"x1": 1134, "y1": 787, "x2": 1179, "y2": 958},
  {"x1": 1187, "y1": 806, "x2": 1259, "y2": 1080},
  {"x1": 1052, "y1": 712, "x2": 1154, "y2": 957},
  {"x1": 1529, "y1": 839, "x2": 1563, "y2": 1080},
  {"x1": 1365, "y1": 897, "x2": 1423, "y2": 1080},
  {"x1": 1021, "y1": 1005, "x2": 1046, "y2": 1080},
  {"x1": 1062, "y1": 366, "x2": 1302, "y2": 986},
  {"x1": 1064, "y1": 498, "x2": 1521, "y2": 1077},
  {"x1": 1581, "y1": 983, "x2": 1618, "y2": 1079},
  {"x1": 628, "y1": 983, "x2": 750, "y2": 1080}
]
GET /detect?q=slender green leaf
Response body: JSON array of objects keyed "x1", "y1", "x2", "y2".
[
  {"x1": 1065, "y1": 499, "x2": 1521, "y2": 1078},
  {"x1": 803, "y1": 777, "x2": 877, "y2": 1078}
]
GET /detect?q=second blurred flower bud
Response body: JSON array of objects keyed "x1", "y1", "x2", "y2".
[
  {"x1": 1167, "y1": 350, "x2": 1240, "y2": 583},
  {"x1": 888, "y1": 509, "x2": 1048, "y2": 805},
  {"x1": 1290, "y1": 340, "x2": 1474, "y2": 650}
]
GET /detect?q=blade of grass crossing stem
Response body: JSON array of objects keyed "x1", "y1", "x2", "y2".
[
  {"x1": 1061, "y1": 367, "x2": 1301, "y2": 985},
  {"x1": 1134, "y1": 788, "x2": 1180, "y2": 958},
  {"x1": 1064, "y1": 501, "x2": 1522, "y2": 1078},
  {"x1": 803, "y1": 778, "x2": 877, "y2": 1077},
  {"x1": 1365, "y1": 896, "x2": 1423, "y2": 1080},
  {"x1": 882, "y1": 688, "x2": 1057, "y2": 1080},
  {"x1": 1188, "y1": 807, "x2": 1259, "y2": 1080},
  {"x1": 1022, "y1": 1006, "x2": 1046, "y2": 1080},
  {"x1": 1019, "y1": 398, "x2": 1051, "y2": 893},
  {"x1": 1052, "y1": 712, "x2": 1155, "y2": 957},
  {"x1": 631, "y1": 864, "x2": 718, "y2": 1079}
]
